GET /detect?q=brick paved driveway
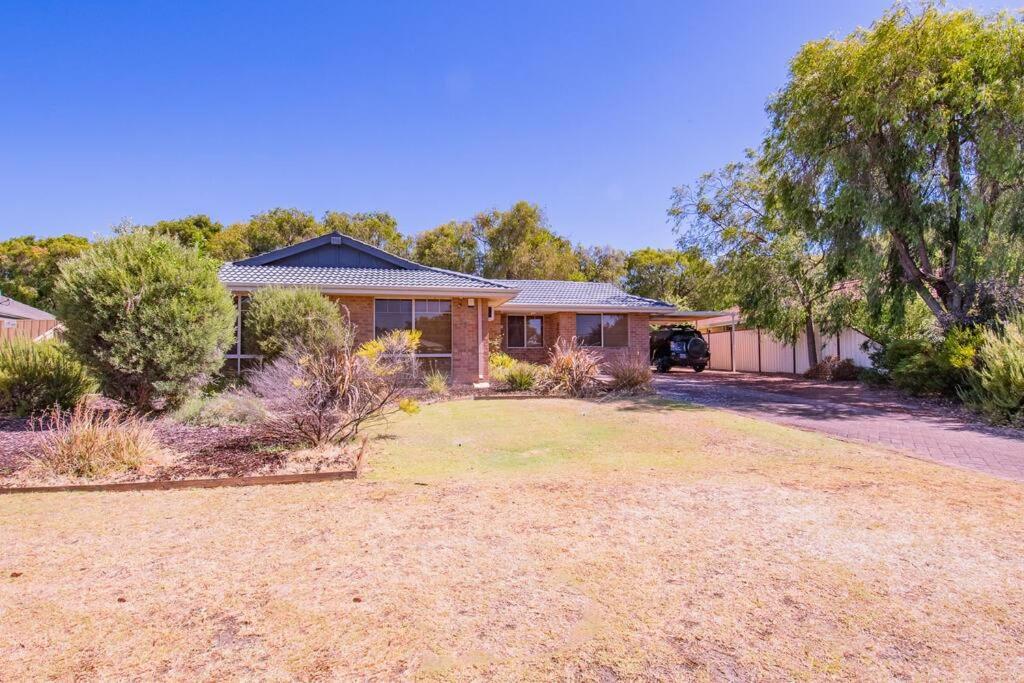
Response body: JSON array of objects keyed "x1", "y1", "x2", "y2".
[{"x1": 654, "y1": 370, "x2": 1024, "y2": 483}]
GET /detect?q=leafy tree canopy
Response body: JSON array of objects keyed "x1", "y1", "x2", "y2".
[
  {"x1": 475, "y1": 201, "x2": 581, "y2": 280},
  {"x1": 765, "y1": 3, "x2": 1024, "y2": 326},
  {"x1": 0, "y1": 234, "x2": 90, "y2": 311},
  {"x1": 575, "y1": 245, "x2": 626, "y2": 284},
  {"x1": 144, "y1": 214, "x2": 223, "y2": 250},
  {"x1": 324, "y1": 211, "x2": 412, "y2": 258},
  {"x1": 623, "y1": 246, "x2": 727, "y2": 310},
  {"x1": 208, "y1": 208, "x2": 320, "y2": 261},
  {"x1": 672, "y1": 155, "x2": 853, "y2": 365},
  {"x1": 413, "y1": 221, "x2": 479, "y2": 273}
]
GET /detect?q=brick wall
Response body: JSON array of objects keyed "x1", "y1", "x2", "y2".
[
  {"x1": 327, "y1": 295, "x2": 374, "y2": 345},
  {"x1": 452, "y1": 297, "x2": 484, "y2": 384},
  {"x1": 491, "y1": 311, "x2": 651, "y2": 367}
]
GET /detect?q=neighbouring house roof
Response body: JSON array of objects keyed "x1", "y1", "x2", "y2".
[
  {"x1": 0, "y1": 296, "x2": 56, "y2": 321},
  {"x1": 493, "y1": 280, "x2": 676, "y2": 313}
]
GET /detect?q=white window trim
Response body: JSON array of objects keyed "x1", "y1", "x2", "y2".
[
  {"x1": 372, "y1": 297, "x2": 454, "y2": 362},
  {"x1": 576, "y1": 313, "x2": 629, "y2": 348},
  {"x1": 505, "y1": 314, "x2": 544, "y2": 349},
  {"x1": 226, "y1": 295, "x2": 262, "y2": 373}
]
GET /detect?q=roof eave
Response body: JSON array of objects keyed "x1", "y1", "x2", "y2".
[{"x1": 496, "y1": 303, "x2": 676, "y2": 314}]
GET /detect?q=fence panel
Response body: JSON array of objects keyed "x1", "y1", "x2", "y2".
[
  {"x1": 707, "y1": 331, "x2": 732, "y2": 370},
  {"x1": 0, "y1": 319, "x2": 57, "y2": 342},
  {"x1": 759, "y1": 332, "x2": 796, "y2": 373}
]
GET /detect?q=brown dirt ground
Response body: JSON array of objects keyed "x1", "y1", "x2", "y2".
[{"x1": 1, "y1": 398, "x2": 1023, "y2": 681}]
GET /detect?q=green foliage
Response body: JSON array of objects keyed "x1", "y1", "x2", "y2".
[
  {"x1": 144, "y1": 214, "x2": 223, "y2": 250},
  {"x1": 575, "y1": 245, "x2": 626, "y2": 284},
  {"x1": 623, "y1": 247, "x2": 727, "y2": 309},
  {"x1": 870, "y1": 326, "x2": 983, "y2": 396},
  {"x1": 500, "y1": 362, "x2": 542, "y2": 392},
  {"x1": 766, "y1": 4, "x2": 1024, "y2": 326},
  {"x1": 245, "y1": 287, "x2": 348, "y2": 361},
  {"x1": 0, "y1": 341, "x2": 96, "y2": 417},
  {"x1": 324, "y1": 211, "x2": 412, "y2": 258},
  {"x1": 476, "y1": 201, "x2": 581, "y2": 280},
  {"x1": 672, "y1": 154, "x2": 852, "y2": 365},
  {"x1": 54, "y1": 232, "x2": 236, "y2": 409},
  {"x1": 0, "y1": 234, "x2": 90, "y2": 311},
  {"x1": 489, "y1": 351, "x2": 516, "y2": 372},
  {"x1": 413, "y1": 221, "x2": 479, "y2": 273},
  {"x1": 208, "y1": 208, "x2": 321, "y2": 261},
  {"x1": 962, "y1": 316, "x2": 1024, "y2": 425}
]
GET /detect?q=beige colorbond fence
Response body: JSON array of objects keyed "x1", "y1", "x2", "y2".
[
  {"x1": 704, "y1": 327, "x2": 875, "y2": 375},
  {"x1": 0, "y1": 319, "x2": 59, "y2": 342}
]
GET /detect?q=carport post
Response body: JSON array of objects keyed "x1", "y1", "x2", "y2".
[{"x1": 729, "y1": 318, "x2": 736, "y2": 373}]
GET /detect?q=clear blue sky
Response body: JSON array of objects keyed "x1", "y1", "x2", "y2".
[{"x1": 0, "y1": 1, "x2": 1017, "y2": 249}]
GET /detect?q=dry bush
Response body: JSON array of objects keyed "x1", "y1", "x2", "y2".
[
  {"x1": 31, "y1": 403, "x2": 164, "y2": 479},
  {"x1": 422, "y1": 369, "x2": 450, "y2": 397},
  {"x1": 605, "y1": 354, "x2": 653, "y2": 393},
  {"x1": 281, "y1": 437, "x2": 369, "y2": 475},
  {"x1": 248, "y1": 328, "x2": 420, "y2": 447},
  {"x1": 804, "y1": 356, "x2": 862, "y2": 382},
  {"x1": 173, "y1": 392, "x2": 267, "y2": 427},
  {"x1": 542, "y1": 337, "x2": 602, "y2": 397}
]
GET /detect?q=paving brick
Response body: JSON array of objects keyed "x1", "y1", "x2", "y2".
[{"x1": 655, "y1": 371, "x2": 1024, "y2": 483}]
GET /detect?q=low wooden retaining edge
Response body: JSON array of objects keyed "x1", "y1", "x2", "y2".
[{"x1": 0, "y1": 469, "x2": 357, "y2": 496}]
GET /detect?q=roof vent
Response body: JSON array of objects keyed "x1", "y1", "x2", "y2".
[{"x1": 330, "y1": 236, "x2": 343, "y2": 245}]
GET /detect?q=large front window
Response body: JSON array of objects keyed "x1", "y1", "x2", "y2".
[
  {"x1": 576, "y1": 313, "x2": 628, "y2": 347},
  {"x1": 506, "y1": 315, "x2": 543, "y2": 348},
  {"x1": 375, "y1": 298, "x2": 452, "y2": 374}
]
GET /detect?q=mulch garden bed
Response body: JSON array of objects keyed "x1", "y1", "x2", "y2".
[{"x1": 0, "y1": 417, "x2": 332, "y2": 490}]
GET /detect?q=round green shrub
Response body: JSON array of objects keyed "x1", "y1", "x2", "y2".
[
  {"x1": 54, "y1": 232, "x2": 235, "y2": 409},
  {"x1": 0, "y1": 341, "x2": 96, "y2": 417},
  {"x1": 245, "y1": 287, "x2": 348, "y2": 360},
  {"x1": 963, "y1": 315, "x2": 1024, "y2": 425}
]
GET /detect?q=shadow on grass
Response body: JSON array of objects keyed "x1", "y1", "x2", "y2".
[{"x1": 610, "y1": 396, "x2": 706, "y2": 414}]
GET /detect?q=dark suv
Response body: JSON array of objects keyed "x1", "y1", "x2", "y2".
[{"x1": 650, "y1": 325, "x2": 710, "y2": 373}]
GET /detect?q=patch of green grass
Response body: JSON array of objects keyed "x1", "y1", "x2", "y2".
[{"x1": 366, "y1": 396, "x2": 849, "y2": 481}]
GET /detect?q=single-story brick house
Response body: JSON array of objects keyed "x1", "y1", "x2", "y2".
[{"x1": 218, "y1": 232, "x2": 677, "y2": 383}]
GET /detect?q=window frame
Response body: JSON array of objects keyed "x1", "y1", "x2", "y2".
[
  {"x1": 373, "y1": 297, "x2": 454, "y2": 360},
  {"x1": 225, "y1": 294, "x2": 262, "y2": 373},
  {"x1": 505, "y1": 314, "x2": 544, "y2": 349},
  {"x1": 575, "y1": 313, "x2": 629, "y2": 348}
]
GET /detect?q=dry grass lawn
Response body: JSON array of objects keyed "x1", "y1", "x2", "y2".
[{"x1": 2, "y1": 397, "x2": 1023, "y2": 681}]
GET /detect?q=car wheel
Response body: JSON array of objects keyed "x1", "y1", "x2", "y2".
[
  {"x1": 655, "y1": 358, "x2": 672, "y2": 373},
  {"x1": 692, "y1": 364, "x2": 706, "y2": 373}
]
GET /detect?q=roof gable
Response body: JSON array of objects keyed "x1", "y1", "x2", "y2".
[{"x1": 234, "y1": 232, "x2": 423, "y2": 270}]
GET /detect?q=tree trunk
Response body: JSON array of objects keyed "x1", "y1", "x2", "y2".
[{"x1": 805, "y1": 309, "x2": 818, "y2": 368}]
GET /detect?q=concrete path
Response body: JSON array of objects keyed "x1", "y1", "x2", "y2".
[{"x1": 654, "y1": 370, "x2": 1024, "y2": 483}]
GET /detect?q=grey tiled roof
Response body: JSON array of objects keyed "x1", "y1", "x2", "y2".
[
  {"x1": 494, "y1": 280, "x2": 674, "y2": 310},
  {"x1": 219, "y1": 264, "x2": 512, "y2": 291}
]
